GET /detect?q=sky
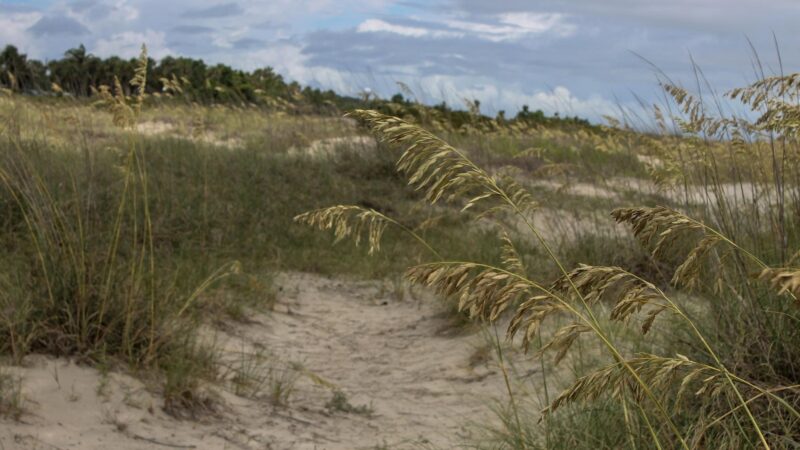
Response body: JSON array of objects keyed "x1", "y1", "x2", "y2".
[{"x1": 1, "y1": 0, "x2": 798, "y2": 121}]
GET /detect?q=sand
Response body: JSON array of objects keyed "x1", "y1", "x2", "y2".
[{"x1": 1, "y1": 272, "x2": 526, "y2": 450}]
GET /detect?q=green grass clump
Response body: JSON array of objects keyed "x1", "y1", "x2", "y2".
[
  {"x1": 0, "y1": 48, "x2": 254, "y2": 417},
  {"x1": 325, "y1": 390, "x2": 374, "y2": 416}
]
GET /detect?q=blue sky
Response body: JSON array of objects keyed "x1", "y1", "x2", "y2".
[{"x1": 1, "y1": 0, "x2": 798, "y2": 121}]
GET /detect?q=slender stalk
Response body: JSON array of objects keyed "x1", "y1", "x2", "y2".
[
  {"x1": 493, "y1": 325, "x2": 526, "y2": 449},
  {"x1": 623, "y1": 268, "x2": 789, "y2": 447},
  {"x1": 417, "y1": 260, "x2": 689, "y2": 449},
  {"x1": 375, "y1": 212, "x2": 443, "y2": 260}
]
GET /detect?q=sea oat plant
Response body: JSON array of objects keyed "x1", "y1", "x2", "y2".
[
  {"x1": 0, "y1": 45, "x2": 241, "y2": 415},
  {"x1": 298, "y1": 100, "x2": 800, "y2": 448}
]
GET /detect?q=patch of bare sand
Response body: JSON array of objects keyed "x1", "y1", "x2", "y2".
[
  {"x1": 287, "y1": 136, "x2": 376, "y2": 158},
  {"x1": 1, "y1": 272, "x2": 522, "y2": 449},
  {"x1": 136, "y1": 121, "x2": 176, "y2": 135},
  {"x1": 605, "y1": 177, "x2": 800, "y2": 210},
  {"x1": 531, "y1": 175, "x2": 797, "y2": 213},
  {"x1": 531, "y1": 179, "x2": 621, "y2": 200},
  {"x1": 135, "y1": 120, "x2": 243, "y2": 149}
]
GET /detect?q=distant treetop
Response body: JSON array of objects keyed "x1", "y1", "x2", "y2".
[{"x1": 0, "y1": 44, "x2": 591, "y2": 131}]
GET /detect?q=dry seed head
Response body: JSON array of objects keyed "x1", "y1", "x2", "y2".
[
  {"x1": 500, "y1": 231, "x2": 525, "y2": 276},
  {"x1": 662, "y1": 82, "x2": 755, "y2": 138},
  {"x1": 536, "y1": 323, "x2": 591, "y2": 365},
  {"x1": 728, "y1": 73, "x2": 800, "y2": 109},
  {"x1": 612, "y1": 206, "x2": 704, "y2": 259},
  {"x1": 551, "y1": 264, "x2": 669, "y2": 334},
  {"x1": 348, "y1": 110, "x2": 537, "y2": 215},
  {"x1": 93, "y1": 79, "x2": 136, "y2": 129},
  {"x1": 294, "y1": 205, "x2": 392, "y2": 255},
  {"x1": 662, "y1": 83, "x2": 710, "y2": 134},
  {"x1": 507, "y1": 296, "x2": 564, "y2": 350},
  {"x1": 405, "y1": 263, "x2": 534, "y2": 322},
  {"x1": 671, "y1": 234, "x2": 722, "y2": 290},
  {"x1": 613, "y1": 207, "x2": 740, "y2": 292},
  {"x1": 130, "y1": 44, "x2": 148, "y2": 112},
  {"x1": 93, "y1": 44, "x2": 148, "y2": 129},
  {"x1": 757, "y1": 267, "x2": 800, "y2": 301},
  {"x1": 751, "y1": 99, "x2": 800, "y2": 136},
  {"x1": 541, "y1": 360, "x2": 631, "y2": 419},
  {"x1": 160, "y1": 74, "x2": 184, "y2": 96},
  {"x1": 542, "y1": 354, "x2": 723, "y2": 418}
]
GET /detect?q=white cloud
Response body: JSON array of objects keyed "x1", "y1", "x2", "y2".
[
  {"x1": 357, "y1": 18, "x2": 427, "y2": 37},
  {"x1": 356, "y1": 12, "x2": 575, "y2": 42},
  {"x1": 218, "y1": 42, "x2": 358, "y2": 94},
  {"x1": 104, "y1": 1, "x2": 140, "y2": 22},
  {"x1": 92, "y1": 30, "x2": 172, "y2": 59},
  {"x1": 441, "y1": 13, "x2": 575, "y2": 42},
  {"x1": 399, "y1": 75, "x2": 618, "y2": 122},
  {"x1": 520, "y1": 86, "x2": 618, "y2": 118},
  {"x1": 50, "y1": 0, "x2": 140, "y2": 37},
  {"x1": 356, "y1": 19, "x2": 463, "y2": 39},
  {"x1": 65, "y1": 0, "x2": 139, "y2": 24},
  {"x1": 0, "y1": 0, "x2": 675, "y2": 124},
  {"x1": 0, "y1": 12, "x2": 42, "y2": 55},
  {"x1": 498, "y1": 13, "x2": 576, "y2": 37},
  {"x1": 222, "y1": 40, "x2": 612, "y2": 116},
  {"x1": 210, "y1": 26, "x2": 250, "y2": 49}
]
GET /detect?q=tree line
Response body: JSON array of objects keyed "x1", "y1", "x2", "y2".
[{"x1": 0, "y1": 44, "x2": 590, "y2": 129}]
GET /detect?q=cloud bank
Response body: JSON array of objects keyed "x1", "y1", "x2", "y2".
[{"x1": 0, "y1": 0, "x2": 796, "y2": 121}]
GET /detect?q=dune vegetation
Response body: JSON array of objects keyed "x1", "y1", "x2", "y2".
[
  {"x1": 0, "y1": 44, "x2": 799, "y2": 448},
  {"x1": 297, "y1": 64, "x2": 800, "y2": 448}
]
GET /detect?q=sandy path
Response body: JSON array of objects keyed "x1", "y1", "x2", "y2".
[{"x1": 1, "y1": 273, "x2": 516, "y2": 450}]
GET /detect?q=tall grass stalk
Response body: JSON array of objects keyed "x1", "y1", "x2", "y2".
[{"x1": 299, "y1": 82, "x2": 800, "y2": 446}]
